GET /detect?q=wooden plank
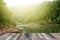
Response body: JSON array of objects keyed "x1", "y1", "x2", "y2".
[
  {"x1": 0, "y1": 33, "x2": 60, "y2": 40},
  {"x1": 5, "y1": 33, "x2": 16, "y2": 40},
  {"x1": 31, "y1": 33, "x2": 41, "y2": 40},
  {"x1": 0, "y1": 33, "x2": 12, "y2": 40},
  {"x1": 13, "y1": 33, "x2": 20, "y2": 40},
  {"x1": 50, "y1": 33, "x2": 60, "y2": 40},
  {"x1": 19, "y1": 33, "x2": 29, "y2": 40}
]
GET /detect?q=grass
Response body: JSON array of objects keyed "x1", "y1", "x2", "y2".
[{"x1": 23, "y1": 24, "x2": 60, "y2": 33}]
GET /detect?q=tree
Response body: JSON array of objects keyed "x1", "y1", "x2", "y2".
[
  {"x1": 0, "y1": 0, "x2": 12, "y2": 29},
  {"x1": 55, "y1": 0, "x2": 60, "y2": 23}
]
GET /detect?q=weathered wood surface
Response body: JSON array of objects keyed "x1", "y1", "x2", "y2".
[{"x1": 0, "y1": 33, "x2": 60, "y2": 40}]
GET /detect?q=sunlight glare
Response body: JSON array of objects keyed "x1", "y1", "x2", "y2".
[{"x1": 4, "y1": 0, "x2": 53, "y2": 7}]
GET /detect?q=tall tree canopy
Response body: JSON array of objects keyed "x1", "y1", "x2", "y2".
[{"x1": 0, "y1": 0, "x2": 12, "y2": 23}]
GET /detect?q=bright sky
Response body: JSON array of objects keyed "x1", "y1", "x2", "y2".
[{"x1": 4, "y1": 0, "x2": 53, "y2": 7}]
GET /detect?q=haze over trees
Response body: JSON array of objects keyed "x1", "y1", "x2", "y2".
[{"x1": 9, "y1": 0, "x2": 60, "y2": 24}]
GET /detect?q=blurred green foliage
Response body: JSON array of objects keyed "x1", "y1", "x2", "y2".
[
  {"x1": 0, "y1": 0, "x2": 60, "y2": 32},
  {"x1": 0, "y1": 0, "x2": 14, "y2": 29},
  {"x1": 0, "y1": 0, "x2": 12, "y2": 23}
]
